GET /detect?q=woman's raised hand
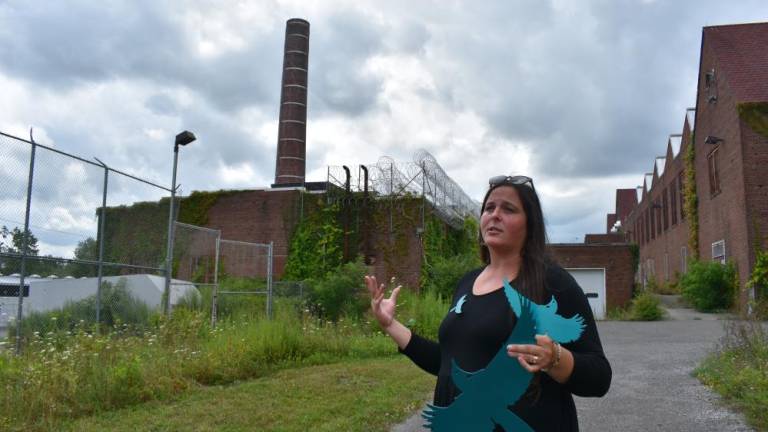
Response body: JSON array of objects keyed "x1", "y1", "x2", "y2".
[{"x1": 365, "y1": 275, "x2": 401, "y2": 329}]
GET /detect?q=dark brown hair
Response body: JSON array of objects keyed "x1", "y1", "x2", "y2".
[{"x1": 479, "y1": 182, "x2": 551, "y2": 303}]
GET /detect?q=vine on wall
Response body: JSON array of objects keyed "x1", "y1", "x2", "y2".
[
  {"x1": 420, "y1": 213, "x2": 480, "y2": 297},
  {"x1": 683, "y1": 135, "x2": 699, "y2": 260},
  {"x1": 737, "y1": 102, "x2": 768, "y2": 139},
  {"x1": 177, "y1": 190, "x2": 243, "y2": 226},
  {"x1": 100, "y1": 189, "x2": 246, "y2": 272},
  {"x1": 282, "y1": 197, "x2": 344, "y2": 281}
]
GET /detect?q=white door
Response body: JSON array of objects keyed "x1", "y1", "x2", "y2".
[{"x1": 565, "y1": 268, "x2": 606, "y2": 320}]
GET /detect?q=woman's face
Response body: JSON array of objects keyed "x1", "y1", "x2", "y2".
[{"x1": 480, "y1": 185, "x2": 527, "y2": 255}]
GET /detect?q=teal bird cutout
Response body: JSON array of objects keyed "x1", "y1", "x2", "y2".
[
  {"x1": 449, "y1": 294, "x2": 468, "y2": 314},
  {"x1": 421, "y1": 281, "x2": 586, "y2": 431},
  {"x1": 502, "y1": 278, "x2": 585, "y2": 344}
]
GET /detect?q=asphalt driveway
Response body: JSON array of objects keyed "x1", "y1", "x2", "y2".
[{"x1": 392, "y1": 308, "x2": 754, "y2": 431}]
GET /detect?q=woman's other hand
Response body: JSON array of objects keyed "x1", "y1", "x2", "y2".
[
  {"x1": 365, "y1": 275, "x2": 401, "y2": 329},
  {"x1": 507, "y1": 334, "x2": 574, "y2": 383}
]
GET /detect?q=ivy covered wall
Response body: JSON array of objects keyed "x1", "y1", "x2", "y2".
[
  {"x1": 99, "y1": 190, "x2": 248, "y2": 273},
  {"x1": 737, "y1": 102, "x2": 768, "y2": 139},
  {"x1": 100, "y1": 188, "x2": 478, "y2": 290},
  {"x1": 282, "y1": 192, "x2": 478, "y2": 289}
]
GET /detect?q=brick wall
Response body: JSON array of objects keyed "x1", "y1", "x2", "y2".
[
  {"x1": 695, "y1": 39, "x2": 753, "y2": 305},
  {"x1": 624, "y1": 119, "x2": 691, "y2": 289},
  {"x1": 204, "y1": 189, "x2": 303, "y2": 278},
  {"x1": 740, "y1": 117, "x2": 768, "y2": 280},
  {"x1": 549, "y1": 244, "x2": 635, "y2": 309},
  {"x1": 585, "y1": 233, "x2": 626, "y2": 244},
  {"x1": 194, "y1": 190, "x2": 428, "y2": 288}
]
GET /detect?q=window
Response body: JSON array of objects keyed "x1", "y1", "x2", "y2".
[
  {"x1": 655, "y1": 199, "x2": 662, "y2": 236},
  {"x1": 708, "y1": 147, "x2": 721, "y2": 196},
  {"x1": 649, "y1": 207, "x2": 655, "y2": 240},
  {"x1": 705, "y1": 69, "x2": 718, "y2": 103},
  {"x1": 678, "y1": 171, "x2": 685, "y2": 220},
  {"x1": 712, "y1": 240, "x2": 726, "y2": 264},
  {"x1": 664, "y1": 253, "x2": 669, "y2": 281},
  {"x1": 663, "y1": 188, "x2": 669, "y2": 231},
  {"x1": 681, "y1": 246, "x2": 688, "y2": 274},
  {"x1": 670, "y1": 179, "x2": 678, "y2": 226}
]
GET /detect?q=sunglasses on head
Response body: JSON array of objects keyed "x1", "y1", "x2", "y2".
[{"x1": 488, "y1": 175, "x2": 534, "y2": 189}]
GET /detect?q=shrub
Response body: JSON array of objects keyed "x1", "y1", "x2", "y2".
[
  {"x1": 630, "y1": 291, "x2": 664, "y2": 321},
  {"x1": 606, "y1": 305, "x2": 631, "y2": 321},
  {"x1": 645, "y1": 277, "x2": 659, "y2": 293},
  {"x1": 647, "y1": 276, "x2": 681, "y2": 295},
  {"x1": 747, "y1": 250, "x2": 768, "y2": 318},
  {"x1": 680, "y1": 260, "x2": 737, "y2": 312},
  {"x1": 422, "y1": 253, "x2": 481, "y2": 299},
  {"x1": 304, "y1": 258, "x2": 369, "y2": 322},
  {"x1": 394, "y1": 288, "x2": 449, "y2": 340}
]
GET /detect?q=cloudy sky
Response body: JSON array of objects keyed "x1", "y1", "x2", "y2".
[{"x1": 1, "y1": 0, "x2": 766, "y2": 258}]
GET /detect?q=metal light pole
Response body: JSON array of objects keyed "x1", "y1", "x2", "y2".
[{"x1": 164, "y1": 130, "x2": 196, "y2": 316}]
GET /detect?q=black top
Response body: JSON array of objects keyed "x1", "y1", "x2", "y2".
[{"x1": 400, "y1": 265, "x2": 611, "y2": 431}]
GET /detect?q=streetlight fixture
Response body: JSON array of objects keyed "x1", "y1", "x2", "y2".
[
  {"x1": 164, "y1": 130, "x2": 196, "y2": 316},
  {"x1": 704, "y1": 135, "x2": 724, "y2": 145}
]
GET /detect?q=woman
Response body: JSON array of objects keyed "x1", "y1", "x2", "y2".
[{"x1": 365, "y1": 175, "x2": 611, "y2": 431}]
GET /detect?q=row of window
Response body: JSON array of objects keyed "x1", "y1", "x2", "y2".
[
  {"x1": 630, "y1": 171, "x2": 686, "y2": 246},
  {"x1": 628, "y1": 143, "x2": 722, "y2": 246},
  {"x1": 638, "y1": 239, "x2": 726, "y2": 285}
]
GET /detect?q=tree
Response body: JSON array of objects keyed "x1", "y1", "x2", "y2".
[
  {"x1": 11, "y1": 227, "x2": 39, "y2": 255},
  {"x1": 0, "y1": 226, "x2": 56, "y2": 276},
  {"x1": 69, "y1": 237, "x2": 99, "y2": 277}
]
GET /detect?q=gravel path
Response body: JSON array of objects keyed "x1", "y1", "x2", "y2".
[{"x1": 391, "y1": 305, "x2": 754, "y2": 431}]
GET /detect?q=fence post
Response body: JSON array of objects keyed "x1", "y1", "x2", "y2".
[
  {"x1": 267, "y1": 241, "x2": 273, "y2": 319},
  {"x1": 211, "y1": 230, "x2": 221, "y2": 328},
  {"x1": 94, "y1": 159, "x2": 109, "y2": 326},
  {"x1": 15, "y1": 136, "x2": 36, "y2": 355},
  {"x1": 389, "y1": 163, "x2": 394, "y2": 235}
]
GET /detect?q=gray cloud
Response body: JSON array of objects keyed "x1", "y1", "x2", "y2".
[
  {"x1": 308, "y1": 11, "x2": 388, "y2": 116},
  {"x1": 2, "y1": 0, "x2": 768, "y2": 249},
  {"x1": 0, "y1": 2, "x2": 284, "y2": 113}
]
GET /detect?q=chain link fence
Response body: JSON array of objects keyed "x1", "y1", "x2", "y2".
[
  {"x1": 172, "y1": 221, "x2": 275, "y2": 326},
  {"x1": 0, "y1": 130, "x2": 174, "y2": 353}
]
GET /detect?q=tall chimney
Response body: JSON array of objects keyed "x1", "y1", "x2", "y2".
[{"x1": 274, "y1": 18, "x2": 310, "y2": 186}]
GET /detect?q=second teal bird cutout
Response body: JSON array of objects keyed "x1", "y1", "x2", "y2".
[{"x1": 449, "y1": 294, "x2": 467, "y2": 314}]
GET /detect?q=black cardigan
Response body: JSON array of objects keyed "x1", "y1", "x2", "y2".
[{"x1": 400, "y1": 265, "x2": 611, "y2": 431}]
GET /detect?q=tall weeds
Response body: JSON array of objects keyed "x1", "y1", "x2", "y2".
[{"x1": 0, "y1": 305, "x2": 394, "y2": 431}]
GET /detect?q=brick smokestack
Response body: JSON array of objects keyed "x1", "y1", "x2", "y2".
[{"x1": 274, "y1": 18, "x2": 310, "y2": 186}]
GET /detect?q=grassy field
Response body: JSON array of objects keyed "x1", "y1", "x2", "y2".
[{"x1": 60, "y1": 356, "x2": 434, "y2": 432}]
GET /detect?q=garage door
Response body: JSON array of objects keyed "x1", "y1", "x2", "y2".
[{"x1": 565, "y1": 268, "x2": 606, "y2": 320}]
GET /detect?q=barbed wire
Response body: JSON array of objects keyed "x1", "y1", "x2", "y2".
[{"x1": 327, "y1": 150, "x2": 480, "y2": 227}]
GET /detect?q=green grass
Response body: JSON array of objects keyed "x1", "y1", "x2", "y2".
[
  {"x1": 59, "y1": 357, "x2": 434, "y2": 432},
  {"x1": 0, "y1": 285, "x2": 448, "y2": 431},
  {"x1": 694, "y1": 320, "x2": 768, "y2": 431},
  {"x1": 0, "y1": 308, "x2": 393, "y2": 430}
]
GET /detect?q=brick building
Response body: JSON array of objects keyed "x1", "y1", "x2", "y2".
[{"x1": 617, "y1": 23, "x2": 768, "y2": 306}]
